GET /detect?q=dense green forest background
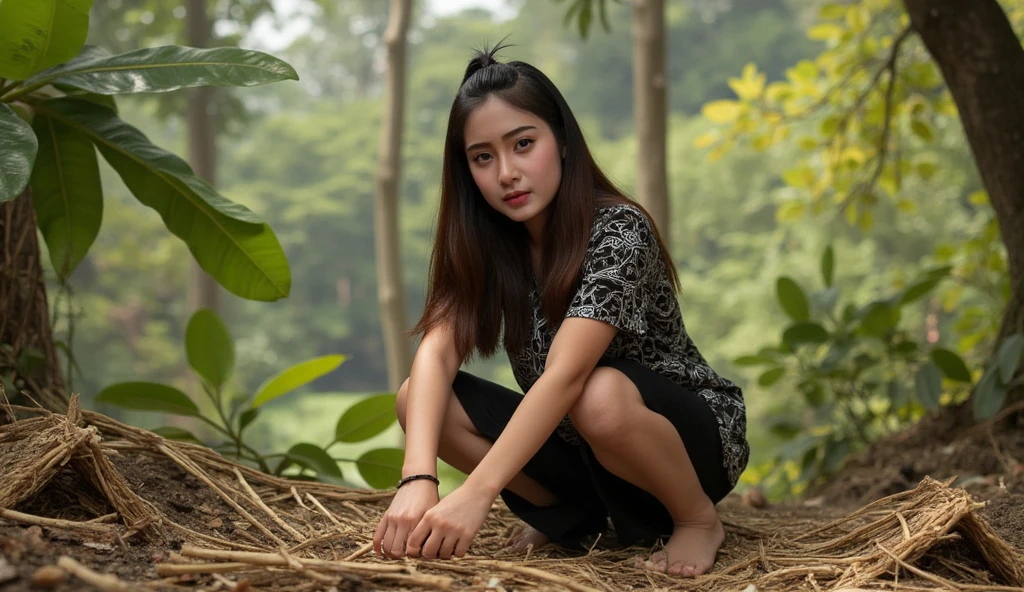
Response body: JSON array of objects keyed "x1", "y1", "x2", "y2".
[{"x1": 58, "y1": 0, "x2": 1003, "y2": 492}]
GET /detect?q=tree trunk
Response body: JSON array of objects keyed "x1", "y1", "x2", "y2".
[
  {"x1": 904, "y1": 0, "x2": 1024, "y2": 403},
  {"x1": 632, "y1": 0, "x2": 670, "y2": 251},
  {"x1": 186, "y1": 0, "x2": 220, "y2": 316},
  {"x1": 374, "y1": 0, "x2": 413, "y2": 392},
  {"x1": 0, "y1": 188, "x2": 69, "y2": 412}
]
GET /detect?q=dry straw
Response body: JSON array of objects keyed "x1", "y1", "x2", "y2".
[{"x1": 1, "y1": 398, "x2": 1022, "y2": 591}]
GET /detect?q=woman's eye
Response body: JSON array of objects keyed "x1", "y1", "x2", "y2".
[
  {"x1": 473, "y1": 153, "x2": 491, "y2": 163},
  {"x1": 516, "y1": 138, "x2": 533, "y2": 149}
]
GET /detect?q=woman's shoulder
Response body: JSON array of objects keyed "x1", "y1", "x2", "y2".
[{"x1": 591, "y1": 203, "x2": 655, "y2": 241}]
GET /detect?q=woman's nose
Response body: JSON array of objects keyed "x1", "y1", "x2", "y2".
[{"x1": 498, "y1": 157, "x2": 519, "y2": 185}]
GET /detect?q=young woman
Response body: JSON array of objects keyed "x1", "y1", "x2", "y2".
[{"x1": 372, "y1": 45, "x2": 749, "y2": 577}]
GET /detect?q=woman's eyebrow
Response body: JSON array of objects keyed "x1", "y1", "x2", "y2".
[{"x1": 465, "y1": 125, "x2": 538, "y2": 152}]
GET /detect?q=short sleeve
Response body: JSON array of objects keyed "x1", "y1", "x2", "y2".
[{"x1": 565, "y1": 206, "x2": 657, "y2": 335}]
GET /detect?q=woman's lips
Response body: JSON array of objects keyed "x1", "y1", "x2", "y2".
[{"x1": 503, "y1": 191, "x2": 530, "y2": 206}]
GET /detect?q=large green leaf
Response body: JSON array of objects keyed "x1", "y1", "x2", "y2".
[
  {"x1": 782, "y1": 322, "x2": 829, "y2": 348},
  {"x1": 973, "y1": 368, "x2": 1007, "y2": 420},
  {"x1": 914, "y1": 363, "x2": 942, "y2": 410},
  {"x1": 0, "y1": 103, "x2": 38, "y2": 202},
  {"x1": 185, "y1": 309, "x2": 235, "y2": 390},
  {"x1": 29, "y1": 114, "x2": 102, "y2": 278},
  {"x1": 930, "y1": 348, "x2": 972, "y2": 383},
  {"x1": 0, "y1": 0, "x2": 91, "y2": 80},
  {"x1": 356, "y1": 448, "x2": 404, "y2": 490},
  {"x1": 20, "y1": 45, "x2": 299, "y2": 98},
  {"x1": 287, "y1": 443, "x2": 344, "y2": 482},
  {"x1": 776, "y1": 277, "x2": 810, "y2": 322},
  {"x1": 251, "y1": 355, "x2": 347, "y2": 408},
  {"x1": 95, "y1": 382, "x2": 199, "y2": 416},
  {"x1": 335, "y1": 394, "x2": 398, "y2": 443},
  {"x1": 899, "y1": 278, "x2": 941, "y2": 306},
  {"x1": 35, "y1": 98, "x2": 291, "y2": 301},
  {"x1": 996, "y1": 334, "x2": 1024, "y2": 384},
  {"x1": 758, "y1": 367, "x2": 787, "y2": 387}
]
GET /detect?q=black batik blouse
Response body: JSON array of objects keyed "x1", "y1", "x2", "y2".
[{"x1": 507, "y1": 204, "x2": 750, "y2": 487}]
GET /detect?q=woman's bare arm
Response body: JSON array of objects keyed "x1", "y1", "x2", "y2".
[
  {"x1": 401, "y1": 322, "x2": 463, "y2": 477},
  {"x1": 461, "y1": 317, "x2": 618, "y2": 497}
]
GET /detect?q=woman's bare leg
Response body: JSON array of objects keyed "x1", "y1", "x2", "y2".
[{"x1": 568, "y1": 368, "x2": 725, "y2": 577}]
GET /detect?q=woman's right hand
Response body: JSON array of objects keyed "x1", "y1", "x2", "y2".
[{"x1": 373, "y1": 479, "x2": 440, "y2": 559}]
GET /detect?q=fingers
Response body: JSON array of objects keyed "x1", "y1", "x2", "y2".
[
  {"x1": 438, "y1": 535, "x2": 458, "y2": 560},
  {"x1": 407, "y1": 520, "x2": 430, "y2": 558},
  {"x1": 454, "y1": 535, "x2": 472, "y2": 558},
  {"x1": 373, "y1": 518, "x2": 387, "y2": 557},
  {"x1": 381, "y1": 523, "x2": 397, "y2": 559},
  {"x1": 388, "y1": 523, "x2": 410, "y2": 559}
]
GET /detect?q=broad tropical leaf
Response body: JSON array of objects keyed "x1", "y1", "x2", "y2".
[
  {"x1": 29, "y1": 114, "x2": 102, "y2": 278},
  {"x1": 185, "y1": 309, "x2": 235, "y2": 390},
  {"x1": 335, "y1": 394, "x2": 398, "y2": 443},
  {"x1": 0, "y1": 0, "x2": 91, "y2": 80},
  {"x1": 287, "y1": 443, "x2": 344, "y2": 481},
  {"x1": 0, "y1": 103, "x2": 38, "y2": 202},
  {"x1": 973, "y1": 368, "x2": 1007, "y2": 420},
  {"x1": 22, "y1": 45, "x2": 299, "y2": 97},
  {"x1": 251, "y1": 355, "x2": 347, "y2": 408},
  {"x1": 35, "y1": 98, "x2": 291, "y2": 301},
  {"x1": 356, "y1": 448, "x2": 404, "y2": 489},
  {"x1": 96, "y1": 382, "x2": 199, "y2": 416},
  {"x1": 782, "y1": 322, "x2": 829, "y2": 348}
]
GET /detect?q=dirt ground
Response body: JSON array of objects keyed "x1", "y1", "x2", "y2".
[{"x1": 1, "y1": 401, "x2": 1023, "y2": 591}]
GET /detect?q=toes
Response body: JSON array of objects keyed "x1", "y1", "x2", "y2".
[
  {"x1": 667, "y1": 562, "x2": 685, "y2": 576},
  {"x1": 682, "y1": 565, "x2": 696, "y2": 577}
]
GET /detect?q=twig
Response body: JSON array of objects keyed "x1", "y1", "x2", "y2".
[
  {"x1": 835, "y1": 26, "x2": 913, "y2": 217},
  {"x1": 473, "y1": 559, "x2": 604, "y2": 592},
  {"x1": 86, "y1": 512, "x2": 119, "y2": 524},
  {"x1": 164, "y1": 519, "x2": 267, "y2": 552},
  {"x1": 0, "y1": 507, "x2": 114, "y2": 536},
  {"x1": 291, "y1": 486, "x2": 310, "y2": 510},
  {"x1": 234, "y1": 467, "x2": 307, "y2": 542},
  {"x1": 305, "y1": 493, "x2": 342, "y2": 527},
  {"x1": 179, "y1": 545, "x2": 407, "y2": 573},
  {"x1": 157, "y1": 444, "x2": 286, "y2": 546},
  {"x1": 57, "y1": 556, "x2": 133, "y2": 592},
  {"x1": 343, "y1": 541, "x2": 374, "y2": 561},
  {"x1": 875, "y1": 543, "x2": 1024, "y2": 591}
]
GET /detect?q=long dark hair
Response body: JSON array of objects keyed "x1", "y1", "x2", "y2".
[{"x1": 412, "y1": 43, "x2": 679, "y2": 362}]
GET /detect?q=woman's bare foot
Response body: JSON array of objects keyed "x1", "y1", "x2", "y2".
[
  {"x1": 504, "y1": 525, "x2": 550, "y2": 553},
  {"x1": 639, "y1": 501, "x2": 725, "y2": 577}
]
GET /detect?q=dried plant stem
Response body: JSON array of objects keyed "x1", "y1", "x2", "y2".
[
  {"x1": 234, "y1": 467, "x2": 307, "y2": 542},
  {"x1": 0, "y1": 507, "x2": 114, "y2": 536},
  {"x1": 57, "y1": 556, "x2": 133, "y2": 592}
]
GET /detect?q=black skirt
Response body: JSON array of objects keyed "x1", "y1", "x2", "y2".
[{"x1": 452, "y1": 357, "x2": 734, "y2": 549}]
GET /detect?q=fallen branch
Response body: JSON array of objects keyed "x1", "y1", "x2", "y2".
[
  {"x1": 0, "y1": 507, "x2": 114, "y2": 536},
  {"x1": 57, "y1": 556, "x2": 133, "y2": 592}
]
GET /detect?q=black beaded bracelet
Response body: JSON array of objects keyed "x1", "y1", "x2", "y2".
[{"x1": 396, "y1": 474, "x2": 440, "y2": 489}]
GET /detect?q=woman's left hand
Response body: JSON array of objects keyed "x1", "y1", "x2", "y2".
[{"x1": 406, "y1": 484, "x2": 495, "y2": 559}]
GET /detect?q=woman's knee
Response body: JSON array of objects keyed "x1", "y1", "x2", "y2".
[
  {"x1": 396, "y1": 377, "x2": 411, "y2": 432},
  {"x1": 568, "y1": 368, "x2": 638, "y2": 445}
]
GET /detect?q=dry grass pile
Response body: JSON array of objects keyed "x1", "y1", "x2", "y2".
[{"x1": 0, "y1": 397, "x2": 1022, "y2": 591}]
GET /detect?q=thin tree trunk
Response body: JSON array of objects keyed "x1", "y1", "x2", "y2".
[
  {"x1": 632, "y1": 0, "x2": 670, "y2": 251},
  {"x1": 374, "y1": 0, "x2": 413, "y2": 392},
  {"x1": 186, "y1": 0, "x2": 220, "y2": 316},
  {"x1": 904, "y1": 0, "x2": 1024, "y2": 401},
  {"x1": 0, "y1": 188, "x2": 69, "y2": 412}
]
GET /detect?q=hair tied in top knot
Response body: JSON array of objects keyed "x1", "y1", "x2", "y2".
[{"x1": 461, "y1": 37, "x2": 514, "y2": 85}]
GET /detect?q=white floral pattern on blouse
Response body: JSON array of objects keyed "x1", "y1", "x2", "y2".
[{"x1": 507, "y1": 204, "x2": 750, "y2": 487}]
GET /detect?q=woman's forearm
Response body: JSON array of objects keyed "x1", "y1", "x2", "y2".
[
  {"x1": 401, "y1": 341, "x2": 461, "y2": 477},
  {"x1": 462, "y1": 370, "x2": 584, "y2": 497}
]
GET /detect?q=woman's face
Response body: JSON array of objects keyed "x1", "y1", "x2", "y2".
[{"x1": 464, "y1": 96, "x2": 562, "y2": 228}]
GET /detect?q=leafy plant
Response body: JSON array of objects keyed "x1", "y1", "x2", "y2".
[
  {"x1": 0, "y1": 0, "x2": 292, "y2": 300},
  {"x1": 737, "y1": 246, "x2": 994, "y2": 494},
  {"x1": 96, "y1": 309, "x2": 404, "y2": 489}
]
